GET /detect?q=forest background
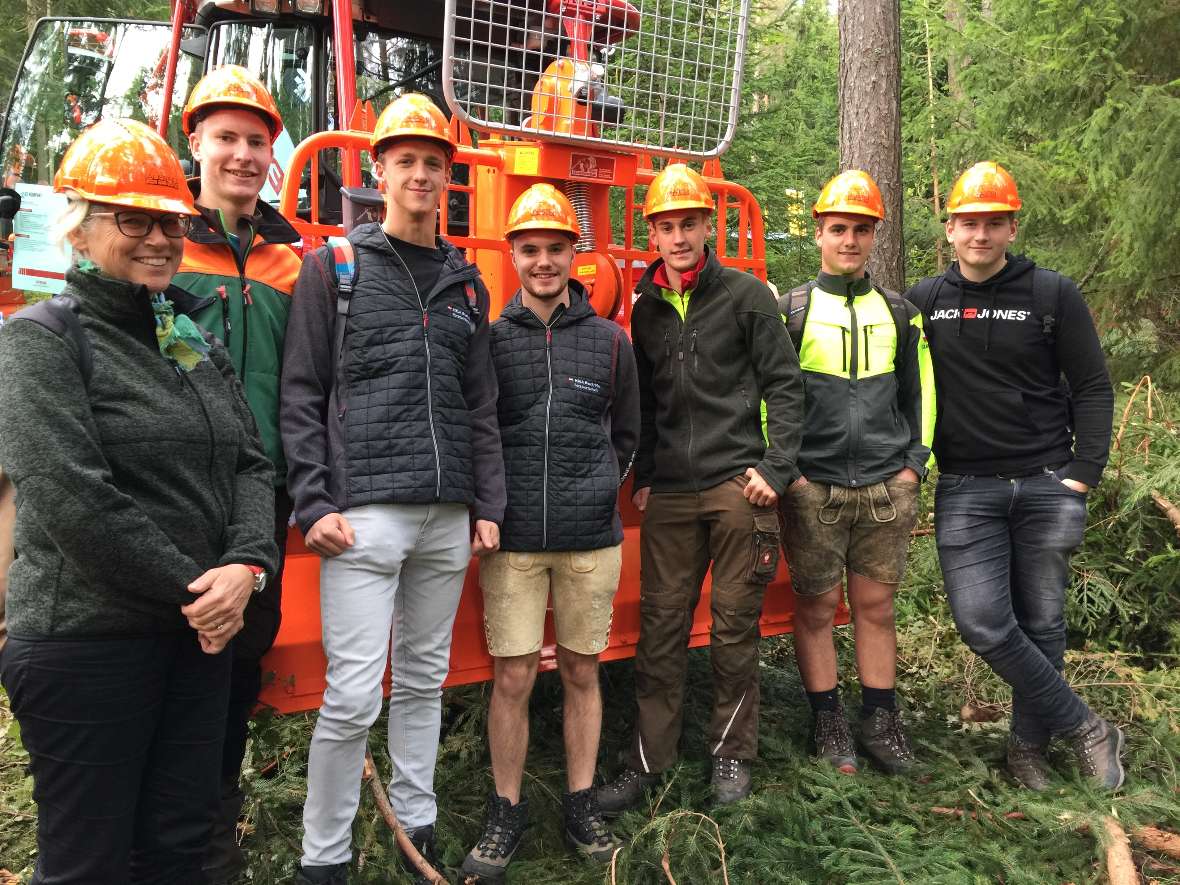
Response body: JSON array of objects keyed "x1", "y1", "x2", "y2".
[{"x1": 1, "y1": 0, "x2": 1180, "y2": 882}]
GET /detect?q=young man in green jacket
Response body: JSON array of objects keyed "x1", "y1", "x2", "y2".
[
  {"x1": 170, "y1": 65, "x2": 303, "y2": 883},
  {"x1": 599, "y1": 163, "x2": 804, "y2": 810},
  {"x1": 778, "y1": 170, "x2": 934, "y2": 776}
]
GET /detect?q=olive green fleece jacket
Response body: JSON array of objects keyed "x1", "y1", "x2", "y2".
[{"x1": 0, "y1": 268, "x2": 278, "y2": 638}]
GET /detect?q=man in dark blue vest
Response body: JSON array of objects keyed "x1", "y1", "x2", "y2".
[
  {"x1": 282, "y1": 93, "x2": 505, "y2": 885},
  {"x1": 461, "y1": 184, "x2": 639, "y2": 882}
]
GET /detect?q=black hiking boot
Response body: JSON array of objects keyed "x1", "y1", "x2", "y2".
[
  {"x1": 857, "y1": 708, "x2": 916, "y2": 775},
  {"x1": 1064, "y1": 711, "x2": 1126, "y2": 790},
  {"x1": 203, "y1": 782, "x2": 247, "y2": 884},
  {"x1": 400, "y1": 823, "x2": 447, "y2": 884},
  {"x1": 1006, "y1": 733, "x2": 1053, "y2": 791},
  {"x1": 597, "y1": 768, "x2": 659, "y2": 816},
  {"x1": 293, "y1": 863, "x2": 349, "y2": 885},
  {"x1": 812, "y1": 709, "x2": 858, "y2": 774},
  {"x1": 460, "y1": 793, "x2": 528, "y2": 882},
  {"x1": 562, "y1": 787, "x2": 619, "y2": 863},
  {"x1": 710, "y1": 756, "x2": 752, "y2": 804}
]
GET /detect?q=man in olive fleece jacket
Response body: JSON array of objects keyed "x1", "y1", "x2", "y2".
[{"x1": 599, "y1": 163, "x2": 803, "y2": 812}]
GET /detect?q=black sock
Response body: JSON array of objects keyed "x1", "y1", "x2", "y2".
[
  {"x1": 806, "y1": 687, "x2": 841, "y2": 714},
  {"x1": 860, "y1": 685, "x2": 896, "y2": 716}
]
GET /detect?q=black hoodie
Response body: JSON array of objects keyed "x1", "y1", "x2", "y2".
[{"x1": 905, "y1": 254, "x2": 1112, "y2": 487}]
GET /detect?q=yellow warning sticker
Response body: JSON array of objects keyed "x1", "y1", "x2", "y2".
[
  {"x1": 514, "y1": 147, "x2": 539, "y2": 176},
  {"x1": 576, "y1": 264, "x2": 596, "y2": 276}
]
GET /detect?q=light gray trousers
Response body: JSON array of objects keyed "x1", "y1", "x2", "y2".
[{"x1": 301, "y1": 502, "x2": 469, "y2": 867}]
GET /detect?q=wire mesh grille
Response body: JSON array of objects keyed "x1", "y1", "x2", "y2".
[{"x1": 443, "y1": 0, "x2": 750, "y2": 158}]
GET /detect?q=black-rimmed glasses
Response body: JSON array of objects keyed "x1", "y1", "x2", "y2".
[{"x1": 89, "y1": 210, "x2": 192, "y2": 239}]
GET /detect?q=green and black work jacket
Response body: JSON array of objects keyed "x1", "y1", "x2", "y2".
[
  {"x1": 172, "y1": 183, "x2": 303, "y2": 484},
  {"x1": 788, "y1": 272, "x2": 935, "y2": 487}
]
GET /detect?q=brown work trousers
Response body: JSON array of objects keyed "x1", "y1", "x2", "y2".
[{"x1": 627, "y1": 476, "x2": 780, "y2": 773}]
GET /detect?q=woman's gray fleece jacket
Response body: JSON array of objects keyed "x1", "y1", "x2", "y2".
[{"x1": 0, "y1": 268, "x2": 278, "y2": 639}]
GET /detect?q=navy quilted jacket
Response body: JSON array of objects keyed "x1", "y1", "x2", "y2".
[
  {"x1": 281, "y1": 223, "x2": 505, "y2": 533},
  {"x1": 491, "y1": 284, "x2": 640, "y2": 551}
]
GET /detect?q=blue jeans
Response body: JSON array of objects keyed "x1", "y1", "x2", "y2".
[{"x1": 935, "y1": 470, "x2": 1091, "y2": 742}]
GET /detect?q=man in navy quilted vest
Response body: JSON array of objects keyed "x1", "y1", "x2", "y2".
[
  {"x1": 461, "y1": 184, "x2": 639, "y2": 882},
  {"x1": 281, "y1": 94, "x2": 505, "y2": 885}
]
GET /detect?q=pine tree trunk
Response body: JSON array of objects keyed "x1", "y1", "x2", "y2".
[
  {"x1": 838, "y1": 0, "x2": 904, "y2": 291},
  {"x1": 945, "y1": 0, "x2": 966, "y2": 101}
]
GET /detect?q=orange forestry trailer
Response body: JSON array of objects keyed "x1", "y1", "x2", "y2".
[{"x1": 0, "y1": 0, "x2": 836, "y2": 713}]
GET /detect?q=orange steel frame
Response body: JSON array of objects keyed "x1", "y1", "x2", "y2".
[{"x1": 261, "y1": 124, "x2": 842, "y2": 715}]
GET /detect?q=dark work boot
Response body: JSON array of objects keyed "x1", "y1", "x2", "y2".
[
  {"x1": 1064, "y1": 711, "x2": 1126, "y2": 790},
  {"x1": 460, "y1": 793, "x2": 529, "y2": 882},
  {"x1": 812, "y1": 709, "x2": 858, "y2": 774},
  {"x1": 562, "y1": 787, "x2": 619, "y2": 863},
  {"x1": 203, "y1": 780, "x2": 247, "y2": 884},
  {"x1": 400, "y1": 823, "x2": 446, "y2": 885},
  {"x1": 597, "y1": 768, "x2": 659, "y2": 816},
  {"x1": 857, "y1": 708, "x2": 916, "y2": 775},
  {"x1": 1006, "y1": 733, "x2": 1053, "y2": 791},
  {"x1": 710, "y1": 756, "x2": 752, "y2": 804},
  {"x1": 293, "y1": 863, "x2": 349, "y2": 885}
]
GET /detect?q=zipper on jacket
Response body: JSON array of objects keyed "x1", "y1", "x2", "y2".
[
  {"x1": 183, "y1": 370, "x2": 229, "y2": 530},
  {"x1": 542, "y1": 323, "x2": 555, "y2": 548},
  {"x1": 690, "y1": 329, "x2": 699, "y2": 372},
  {"x1": 421, "y1": 310, "x2": 443, "y2": 498},
  {"x1": 863, "y1": 326, "x2": 870, "y2": 373},
  {"x1": 847, "y1": 297, "x2": 861, "y2": 487}
]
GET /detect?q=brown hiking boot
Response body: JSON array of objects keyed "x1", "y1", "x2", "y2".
[
  {"x1": 563, "y1": 787, "x2": 619, "y2": 863},
  {"x1": 1006, "y1": 733, "x2": 1053, "y2": 791},
  {"x1": 710, "y1": 756, "x2": 752, "y2": 804},
  {"x1": 597, "y1": 768, "x2": 659, "y2": 816},
  {"x1": 857, "y1": 708, "x2": 915, "y2": 775},
  {"x1": 1064, "y1": 711, "x2": 1126, "y2": 790},
  {"x1": 460, "y1": 793, "x2": 528, "y2": 882},
  {"x1": 812, "y1": 709, "x2": 858, "y2": 774}
]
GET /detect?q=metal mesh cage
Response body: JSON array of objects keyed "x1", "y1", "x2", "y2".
[{"x1": 443, "y1": 0, "x2": 750, "y2": 158}]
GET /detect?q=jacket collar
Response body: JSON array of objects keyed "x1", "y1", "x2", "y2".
[
  {"x1": 499, "y1": 279, "x2": 593, "y2": 327},
  {"x1": 635, "y1": 246, "x2": 722, "y2": 301},
  {"x1": 185, "y1": 178, "x2": 300, "y2": 247},
  {"x1": 816, "y1": 270, "x2": 873, "y2": 299}
]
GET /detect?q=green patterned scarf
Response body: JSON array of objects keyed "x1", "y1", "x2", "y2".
[{"x1": 151, "y1": 292, "x2": 211, "y2": 372}]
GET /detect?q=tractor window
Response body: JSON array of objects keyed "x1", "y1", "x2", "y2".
[
  {"x1": 353, "y1": 28, "x2": 444, "y2": 117},
  {"x1": 1, "y1": 18, "x2": 204, "y2": 188},
  {"x1": 207, "y1": 20, "x2": 316, "y2": 147}
]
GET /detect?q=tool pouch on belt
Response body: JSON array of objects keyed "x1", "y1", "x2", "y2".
[{"x1": 748, "y1": 512, "x2": 781, "y2": 583}]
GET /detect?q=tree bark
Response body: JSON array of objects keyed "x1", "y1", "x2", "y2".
[
  {"x1": 944, "y1": 0, "x2": 967, "y2": 101},
  {"x1": 838, "y1": 0, "x2": 904, "y2": 291}
]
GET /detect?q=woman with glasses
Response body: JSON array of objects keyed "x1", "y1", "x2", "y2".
[{"x1": 0, "y1": 117, "x2": 278, "y2": 883}]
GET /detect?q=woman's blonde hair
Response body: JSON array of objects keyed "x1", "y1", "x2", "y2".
[{"x1": 51, "y1": 191, "x2": 91, "y2": 253}]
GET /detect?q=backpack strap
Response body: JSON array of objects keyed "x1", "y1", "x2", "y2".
[
  {"x1": 778, "y1": 281, "x2": 815, "y2": 354},
  {"x1": 1032, "y1": 266, "x2": 1063, "y2": 346},
  {"x1": 876, "y1": 286, "x2": 911, "y2": 372},
  {"x1": 326, "y1": 235, "x2": 357, "y2": 384},
  {"x1": 15, "y1": 294, "x2": 93, "y2": 388}
]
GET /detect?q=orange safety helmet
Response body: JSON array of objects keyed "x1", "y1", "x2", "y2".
[
  {"x1": 53, "y1": 118, "x2": 198, "y2": 215},
  {"x1": 504, "y1": 183, "x2": 581, "y2": 240},
  {"x1": 812, "y1": 170, "x2": 885, "y2": 220},
  {"x1": 182, "y1": 65, "x2": 283, "y2": 141},
  {"x1": 371, "y1": 93, "x2": 454, "y2": 159},
  {"x1": 947, "y1": 161, "x2": 1022, "y2": 214},
  {"x1": 643, "y1": 163, "x2": 714, "y2": 219}
]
